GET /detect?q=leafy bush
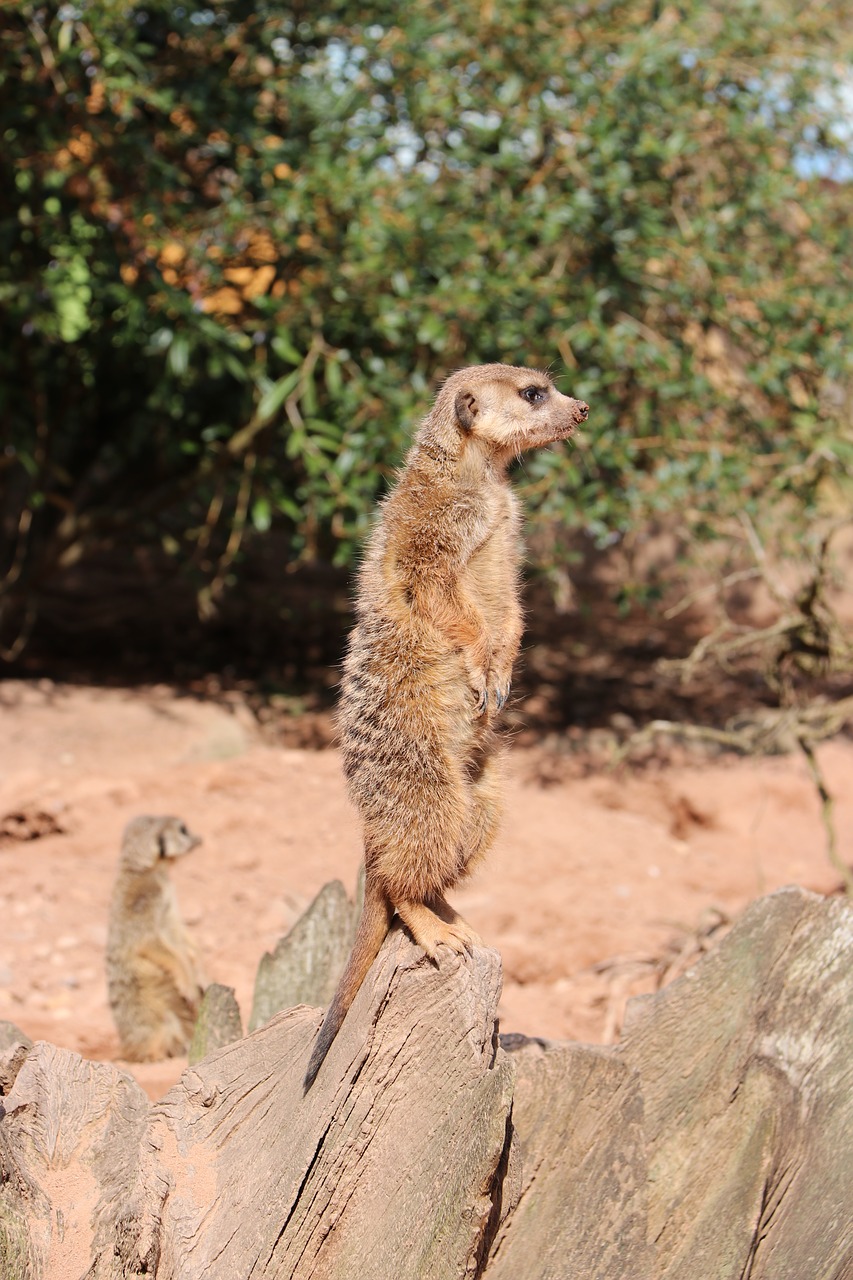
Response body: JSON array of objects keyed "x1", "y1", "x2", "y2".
[{"x1": 1, "y1": 1, "x2": 851, "y2": 650}]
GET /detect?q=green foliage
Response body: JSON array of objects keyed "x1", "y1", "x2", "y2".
[{"x1": 1, "y1": 0, "x2": 851, "y2": 629}]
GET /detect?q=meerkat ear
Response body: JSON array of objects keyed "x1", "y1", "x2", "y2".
[{"x1": 454, "y1": 390, "x2": 478, "y2": 432}]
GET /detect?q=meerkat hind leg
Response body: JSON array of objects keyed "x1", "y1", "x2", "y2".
[
  {"x1": 395, "y1": 898, "x2": 476, "y2": 960},
  {"x1": 427, "y1": 893, "x2": 483, "y2": 949}
]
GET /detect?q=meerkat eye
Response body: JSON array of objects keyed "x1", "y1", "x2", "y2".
[{"x1": 520, "y1": 385, "x2": 548, "y2": 405}]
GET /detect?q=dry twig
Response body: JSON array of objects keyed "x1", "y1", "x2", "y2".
[{"x1": 618, "y1": 518, "x2": 853, "y2": 891}]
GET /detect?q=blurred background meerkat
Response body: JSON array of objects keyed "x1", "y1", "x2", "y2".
[{"x1": 106, "y1": 814, "x2": 206, "y2": 1061}]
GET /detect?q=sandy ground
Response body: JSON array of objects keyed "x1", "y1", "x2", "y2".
[{"x1": 1, "y1": 679, "x2": 850, "y2": 1100}]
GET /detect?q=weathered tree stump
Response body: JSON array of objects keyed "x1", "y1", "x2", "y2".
[
  {"x1": 187, "y1": 983, "x2": 243, "y2": 1065},
  {"x1": 249, "y1": 878, "x2": 359, "y2": 1032},
  {"x1": 0, "y1": 887, "x2": 850, "y2": 1280},
  {"x1": 485, "y1": 886, "x2": 853, "y2": 1279},
  {"x1": 616, "y1": 886, "x2": 853, "y2": 1280},
  {"x1": 0, "y1": 1022, "x2": 31, "y2": 1054},
  {"x1": 484, "y1": 1038, "x2": 649, "y2": 1279}
]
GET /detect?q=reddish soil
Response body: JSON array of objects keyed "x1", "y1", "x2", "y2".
[{"x1": 1, "y1": 679, "x2": 850, "y2": 1100}]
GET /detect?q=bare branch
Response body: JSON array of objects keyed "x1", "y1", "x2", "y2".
[
  {"x1": 798, "y1": 735, "x2": 853, "y2": 896},
  {"x1": 199, "y1": 451, "x2": 257, "y2": 619},
  {"x1": 738, "y1": 510, "x2": 792, "y2": 607},
  {"x1": 0, "y1": 506, "x2": 33, "y2": 596},
  {"x1": 663, "y1": 567, "x2": 762, "y2": 621},
  {"x1": 613, "y1": 697, "x2": 853, "y2": 768},
  {"x1": 0, "y1": 599, "x2": 37, "y2": 663},
  {"x1": 26, "y1": 15, "x2": 68, "y2": 95}
]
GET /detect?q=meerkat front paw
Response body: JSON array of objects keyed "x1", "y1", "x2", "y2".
[
  {"x1": 469, "y1": 676, "x2": 511, "y2": 717},
  {"x1": 465, "y1": 660, "x2": 491, "y2": 716},
  {"x1": 487, "y1": 659, "x2": 513, "y2": 714},
  {"x1": 464, "y1": 637, "x2": 494, "y2": 717}
]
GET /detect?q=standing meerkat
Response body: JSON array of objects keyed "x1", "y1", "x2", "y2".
[
  {"x1": 106, "y1": 814, "x2": 206, "y2": 1061},
  {"x1": 304, "y1": 362, "x2": 588, "y2": 1088}
]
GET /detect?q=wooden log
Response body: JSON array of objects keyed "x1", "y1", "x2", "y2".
[
  {"x1": 0, "y1": 888, "x2": 850, "y2": 1280},
  {"x1": 0, "y1": 1045, "x2": 149, "y2": 1280},
  {"x1": 1, "y1": 928, "x2": 514, "y2": 1280},
  {"x1": 485, "y1": 1038, "x2": 650, "y2": 1280},
  {"x1": 138, "y1": 928, "x2": 513, "y2": 1280},
  {"x1": 482, "y1": 888, "x2": 853, "y2": 1280},
  {"x1": 617, "y1": 886, "x2": 853, "y2": 1280},
  {"x1": 249, "y1": 878, "x2": 358, "y2": 1032},
  {"x1": 0, "y1": 1021, "x2": 31, "y2": 1053},
  {"x1": 187, "y1": 982, "x2": 243, "y2": 1065}
]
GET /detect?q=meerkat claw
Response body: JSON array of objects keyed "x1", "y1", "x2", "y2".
[
  {"x1": 459, "y1": 924, "x2": 483, "y2": 953},
  {"x1": 443, "y1": 921, "x2": 480, "y2": 955}
]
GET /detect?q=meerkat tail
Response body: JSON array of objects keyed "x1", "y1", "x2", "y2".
[{"x1": 303, "y1": 879, "x2": 394, "y2": 1092}]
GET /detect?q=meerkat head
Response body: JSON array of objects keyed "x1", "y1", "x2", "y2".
[
  {"x1": 120, "y1": 815, "x2": 201, "y2": 873},
  {"x1": 420, "y1": 363, "x2": 588, "y2": 465}
]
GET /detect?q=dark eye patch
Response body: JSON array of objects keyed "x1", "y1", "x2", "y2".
[{"x1": 520, "y1": 385, "x2": 548, "y2": 405}]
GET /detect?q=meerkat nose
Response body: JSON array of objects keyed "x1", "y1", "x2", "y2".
[{"x1": 574, "y1": 401, "x2": 589, "y2": 421}]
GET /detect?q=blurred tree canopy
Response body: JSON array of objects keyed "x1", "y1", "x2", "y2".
[{"x1": 1, "y1": 0, "x2": 851, "y2": 654}]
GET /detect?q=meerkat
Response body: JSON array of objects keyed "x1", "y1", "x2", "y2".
[
  {"x1": 106, "y1": 814, "x2": 206, "y2": 1062},
  {"x1": 304, "y1": 362, "x2": 588, "y2": 1089}
]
